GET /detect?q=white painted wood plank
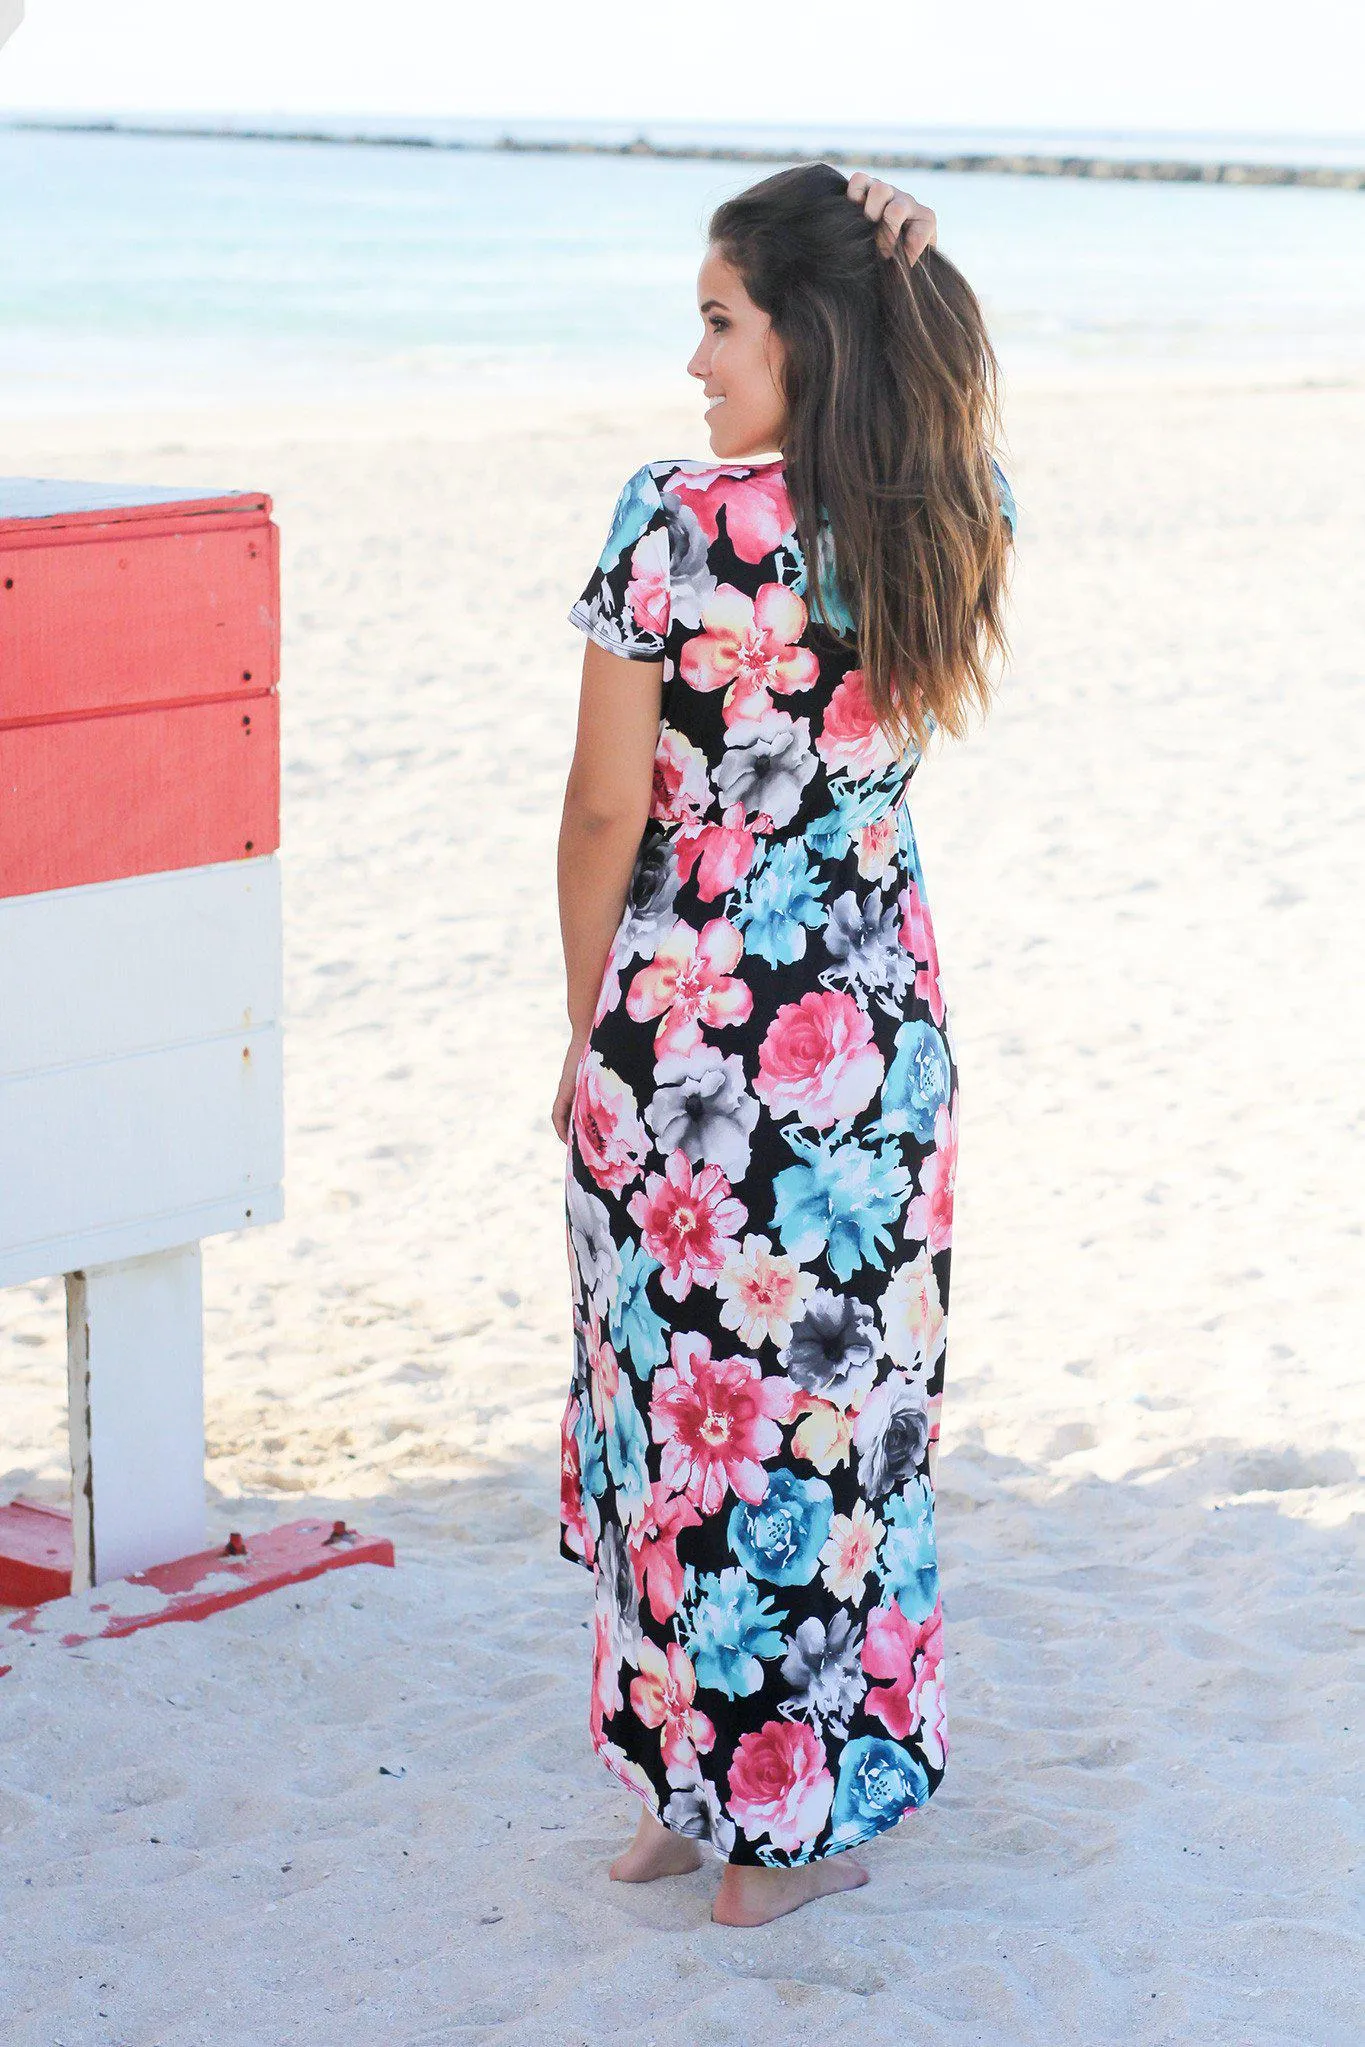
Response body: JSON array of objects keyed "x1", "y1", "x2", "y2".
[
  {"x1": 0, "y1": 1187, "x2": 284, "y2": 1292},
  {"x1": 0, "y1": 856, "x2": 282, "y2": 1081},
  {"x1": 0, "y1": 1024, "x2": 283, "y2": 1285},
  {"x1": 67, "y1": 1246, "x2": 206, "y2": 1588}
]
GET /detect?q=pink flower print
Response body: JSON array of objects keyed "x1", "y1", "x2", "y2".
[
  {"x1": 856, "y1": 810, "x2": 898, "y2": 882},
  {"x1": 649, "y1": 1332, "x2": 788, "y2": 1512},
  {"x1": 789, "y1": 1393, "x2": 854, "y2": 1474},
  {"x1": 680, "y1": 583, "x2": 820, "y2": 726},
  {"x1": 585, "y1": 1305, "x2": 620, "y2": 1438},
  {"x1": 819, "y1": 1500, "x2": 884, "y2": 1602},
  {"x1": 627, "y1": 1151, "x2": 747, "y2": 1300},
  {"x1": 904, "y1": 1096, "x2": 957, "y2": 1254},
  {"x1": 727, "y1": 1720, "x2": 835, "y2": 1853},
  {"x1": 625, "y1": 525, "x2": 670, "y2": 637},
  {"x1": 592, "y1": 959, "x2": 622, "y2": 1029},
  {"x1": 897, "y1": 879, "x2": 944, "y2": 1025},
  {"x1": 626, "y1": 917, "x2": 752, "y2": 1056},
  {"x1": 628, "y1": 1479, "x2": 703, "y2": 1623},
  {"x1": 559, "y1": 1394, "x2": 594, "y2": 1565},
  {"x1": 651, "y1": 725, "x2": 711, "y2": 826},
  {"x1": 754, "y1": 990, "x2": 885, "y2": 1131},
  {"x1": 715, "y1": 1233, "x2": 815, "y2": 1350},
  {"x1": 595, "y1": 1739, "x2": 660, "y2": 1806},
  {"x1": 674, "y1": 802, "x2": 759, "y2": 903},
  {"x1": 917, "y1": 1665, "x2": 948, "y2": 1770},
  {"x1": 816, "y1": 668, "x2": 898, "y2": 777},
  {"x1": 629, "y1": 1640, "x2": 716, "y2": 1777},
  {"x1": 573, "y1": 1051, "x2": 649, "y2": 1194},
  {"x1": 861, "y1": 1597, "x2": 944, "y2": 1744},
  {"x1": 590, "y1": 1606, "x2": 623, "y2": 1746},
  {"x1": 662, "y1": 465, "x2": 795, "y2": 563},
  {"x1": 926, "y1": 1388, "x2": 943, "y2": 1488},
  {"x1": 878, "y1": 1249, "x2": 947, "y2": 1383}
]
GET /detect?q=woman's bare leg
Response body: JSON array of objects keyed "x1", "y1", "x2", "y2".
[
  {"x1": 609, "y1": 1805, "x2": 704, "y2": 1882},
  {"x1": 712, "y1": 1855, "x2": 869, "y2": 1925}
]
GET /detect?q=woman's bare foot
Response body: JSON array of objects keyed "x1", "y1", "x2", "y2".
[
  {"x1": 609, "y1": 1806, "x2": 704, "y2": 1883},
  {"x1": 712, "y1": 1854, "x2": 869, "y2": 1925}
]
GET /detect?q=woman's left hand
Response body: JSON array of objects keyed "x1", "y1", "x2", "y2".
[
  {"x1": 551, "y1": 1028, "x2": 590, "y2": 1144},
  {"x1": 846, "y1": 171, "x2": 937, "y2": 264}
]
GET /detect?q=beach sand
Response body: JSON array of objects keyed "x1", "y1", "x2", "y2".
[{"x1": 1, "y1": 370, "x2": 1362, "y2": 2045}]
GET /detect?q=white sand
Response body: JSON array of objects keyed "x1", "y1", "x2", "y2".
[{"x1": 2, "y1": 371, "x2": 1362, "y2": 2045}]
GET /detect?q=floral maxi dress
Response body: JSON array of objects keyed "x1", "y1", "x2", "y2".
[{"x1": 560, "y1": 456, "x2": 1014, "y2": 1865}]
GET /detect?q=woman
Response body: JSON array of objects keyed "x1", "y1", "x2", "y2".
[{"x1": 552, "y1": 163, "x2": 1014, "y2": 1926}]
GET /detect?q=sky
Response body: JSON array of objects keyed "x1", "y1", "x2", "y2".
[{"x1": 1, "y1": 0, "x2": 1363, "y2": 139}]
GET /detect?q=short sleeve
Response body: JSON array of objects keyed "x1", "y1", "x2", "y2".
[
  {"x1": 569, "y1": 464, "x2": 672, "y2": 661},
  {"x1": 991, "y1": 456, "x2": 1017, "y2": 539}
]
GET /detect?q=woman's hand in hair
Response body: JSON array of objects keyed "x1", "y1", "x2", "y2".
[{"x1": 846, "y1": 172, "x2": 937, "y2": 264}]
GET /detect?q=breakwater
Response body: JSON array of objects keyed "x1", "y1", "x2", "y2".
[{"x1": 9, "y1": 118, "x2": 1365, "y2": 190}]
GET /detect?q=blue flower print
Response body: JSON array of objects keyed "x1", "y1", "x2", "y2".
[
  {"x1": 991, "y1": 455, "x2": 1018, "y2": 537},
  {"x1": 809, "y1": 516, "x2": 858, "y2": 636},
  {"x1": 880, "y1": 1020, "x2": 952, "y2": 1144},
  {"x1": 772, "y1": 1131, "x2": 912, "y2": 1283},
  {"x1": 805, "y1": 763, "x2": 912, "y2": 864},
  {"x1": 574, "y1": 1400, "x2": 607, "y2": 1501},
  {"x1": 727, "y1": 1468, "x2": 835, "y2": 1587},
  {"x1": 733, "y1": 839, "x2": 826, "y2": 968},
  {"x1": 609, "y1": 1241, "x2": 669, "y2": 1378},
  {"x1": 597, "y1": 466, "x2": 663, "y2": 573},
  {"x1": 605, "y1": 1377, "x2": 650, "y2": 1520},
  {"x1": 829, "y1": 1735, "x2": 930, "y2": 1848},
  {"x1": 876, "y1": 1478, "x2": 939, "y2": 1622},
  {"x1": 681, "y1": 1567, "x2": 787, "y2": 1699}
]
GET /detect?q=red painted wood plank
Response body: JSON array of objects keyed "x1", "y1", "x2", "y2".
[
  {"x1": 0, "y1": 1498, "x2": 73, "y2": 1606},
  {"x1": 1, "y1": 520, "x2": 279, "y2": 724},
  {"x1": 0, "y1": 1520, "x2": 395, "y2": 1676},
  {"x1": 0, "y1": 694, "x2": 279, "y2": 898}
]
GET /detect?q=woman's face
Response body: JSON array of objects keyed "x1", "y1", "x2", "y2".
[{"x1": 687, "y1": 245, "x2": 787, "y2": 461}]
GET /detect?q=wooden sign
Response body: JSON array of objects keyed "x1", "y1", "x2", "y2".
[
  {"x1": 0, "y1": 480, "x2": 286, "y2": 1594},
  {"x1": 1, "y1": 483, "x2": 279, "y2": 897}
]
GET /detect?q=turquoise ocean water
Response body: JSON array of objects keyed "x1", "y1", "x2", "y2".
[{"x1": 2, "y1": 119, "x2": 1364, "y2": 415}]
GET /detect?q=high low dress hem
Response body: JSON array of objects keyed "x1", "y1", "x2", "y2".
[{"x1": 560, "y1": 453, "x2": 1014, "y2": 1871}]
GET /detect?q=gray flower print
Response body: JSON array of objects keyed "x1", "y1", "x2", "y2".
[
  {"x1": 713, "y1": 713, "x2": 817, "y2": 829},
  {"x1": 645, "y1": 1045, "x2": 759, "y2": 1179},
  {"x1": 822, "y1": 886, "x2": 915, "y2": 998},
  {"x1": 596, "y1": 1522, "x2": 642, "y2": 1669},
  {"x1": 660, "y1": 495, "x2": 719, "y2": 630},
  {"x1": 664, "y1": 1774, "x2": 737, "y2": 1858},
  {"x1": 853, "y1": 1371, "x2": 931, "y2": 1499},
  {"x1": 780, "y1": 1291, "x2": 879, "y2": 1409},
  {"x1": 566, "y1": 1177, "x2": 620, "y2": 1317},
  {"x1": 779, "y1": 1613, "x2": 867, "y2": 1740},
  {"x1": 619, "y1": 835, "x2": 682, "y2": 964}
]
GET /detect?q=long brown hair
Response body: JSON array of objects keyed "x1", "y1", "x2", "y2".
[{"x1": 709, "y1": 162, "x2": 1011, "y2": 756}]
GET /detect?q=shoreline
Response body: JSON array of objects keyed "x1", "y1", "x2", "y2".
[
  {"x1": 8, "y1": 115, "x2": 1365, "y2": 190},
  {"x1": 2, "y1": 355, "x2": 1362, "y2": 443}
]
